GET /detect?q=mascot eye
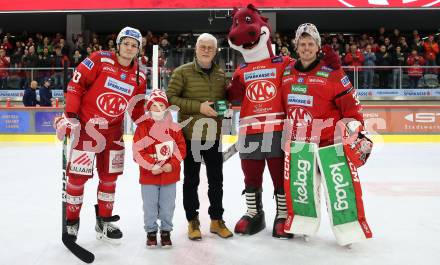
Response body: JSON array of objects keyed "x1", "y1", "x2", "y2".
[{"x1": 245, "y1": 16, "x2": 252, "y2": 23}]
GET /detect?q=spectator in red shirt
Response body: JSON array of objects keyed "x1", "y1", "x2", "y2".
[
  {"x1": 423, "y1": 35, "x2": 439, "y2": 74},
  {"x1": 0, "y1": 46, "x2": 10, "y2": 89},
  {"x1": 407, "y1": 49, "x2": 425, "y2": 88},
  {"x1": 344, "y1": 43, "x2": 365, "y2": 86}
]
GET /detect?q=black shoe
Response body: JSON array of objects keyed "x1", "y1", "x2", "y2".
[
  {"x1": 146, "y1": 231, "x2": 158, "y2": 248},
  {"x1": 160, "y1": 231, "x2": 172, "y2": 248}
]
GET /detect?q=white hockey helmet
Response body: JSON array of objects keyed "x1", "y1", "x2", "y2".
[
  {"x1": 116, "y1": 26, "x2": 142, "y2": 47},
  {"x1": 294, "y1": 23, "x2": 321, "y2": 48}
]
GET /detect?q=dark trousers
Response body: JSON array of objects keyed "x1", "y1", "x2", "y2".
[{"x1": 183, "y1": 140, "x2": 224, "y2": 221}]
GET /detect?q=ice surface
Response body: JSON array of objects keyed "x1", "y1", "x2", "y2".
[{"x1": 0, "y1": 142, "x2": 439, "y2": 265}]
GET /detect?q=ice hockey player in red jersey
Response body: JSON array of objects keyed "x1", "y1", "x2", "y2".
[
  {"x1": 55, "y1": 26, "x2": 147, "y2": 243},
  {"x1": 281, "y1": 23, "x2": 371, "y2": 159},
  {"x1": 281, "y1": 23, "x2": 373, "y2": 246}
]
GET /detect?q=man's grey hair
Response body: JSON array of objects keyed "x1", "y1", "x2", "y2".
[{"x1": 196, "y1": 33, "x2": 218, "y2": 49}]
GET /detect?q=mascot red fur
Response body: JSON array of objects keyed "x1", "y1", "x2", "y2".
[{"x1": 227, "y1": 4, "x2": 340, "y2": 238}]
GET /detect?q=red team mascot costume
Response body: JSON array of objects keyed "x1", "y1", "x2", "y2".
[
  {"x1": 55, "y1": 27, "x2": 147, "y2": 243},
  {"x1": 227, "y1": 4, "x2": 347, "y2": 239}
]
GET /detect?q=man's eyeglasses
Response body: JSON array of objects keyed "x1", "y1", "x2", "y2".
[{"x1": 198, "y1": 45, "x2": 215, "y2": 52}]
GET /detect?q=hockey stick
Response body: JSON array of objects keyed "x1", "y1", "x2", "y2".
[
  {"x1": 222, "y1": 142, "x2": 238, "y2": 162},
  {"x1": 61, "y1": 61, "x2": 95, "y2": 263}
]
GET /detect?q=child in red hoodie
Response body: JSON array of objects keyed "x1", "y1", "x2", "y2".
[{"x1": 133, "y1": 90, "x2": 186, "y2": 248}]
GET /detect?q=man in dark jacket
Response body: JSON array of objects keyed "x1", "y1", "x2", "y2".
[
  {"x1": 375, "y1": 45, "x2": 393, "y2": 88},
  {"x1": 22, "y1": 80, "x2": 39, "y2": 106},
  {"x1": 166, "y1": 33, "x2": 233, "y2": 241},
  {"x1": 39, "y1": 77, "x2": 53, "y2": 106}
]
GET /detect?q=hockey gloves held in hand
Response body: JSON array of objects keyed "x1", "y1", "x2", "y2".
[
  {"x1": 342, "y1": 121, "x2": 373, "y2": 168},
  {"x1": 54, "y1": 113, "x2": 80, "y2": 140}
]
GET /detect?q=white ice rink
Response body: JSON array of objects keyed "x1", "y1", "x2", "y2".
[{"x1": 1, "y1": 141, "x2": 440, "y2": 265}]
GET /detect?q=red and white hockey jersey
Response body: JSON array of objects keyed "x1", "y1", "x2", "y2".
[
  {"x1": 228, "y1": 56, "x2": 292, "y2": 135},
  {"x1": 65, "y1": 51, "x2": 146, "y2": 132},
  {"x1": 281, "y1": 60, "x2": 363, "y2": 147}
]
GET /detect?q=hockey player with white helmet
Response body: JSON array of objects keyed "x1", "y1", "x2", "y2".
[{"x1": 55, "y1": 26, "x2": 147, "y2": 245}]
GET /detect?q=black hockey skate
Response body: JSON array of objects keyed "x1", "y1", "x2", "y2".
[
  {"x1": 234, "y1": 187, "x2": 266, "y2": 235},
  {"x1": 65, "y1": 219, "x2": 80, "y2": 242},
  {"x1": 94, "y1": 204, "x2": 123, "y2": 243}
]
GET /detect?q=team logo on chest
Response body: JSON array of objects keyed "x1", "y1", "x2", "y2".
[
  {"x1": 104, "y1": 77, "x2": 134, "y2": 96},
  {"x1": 120, "y1": 73, "x2": 127, "y2": 80},
  {"x1": 96, "y1": 92, "x2": 128, "y2": 117},
  {"x1": 288, "y1": 107, "x2": 313, "y2": 128},
  {"x1": 246, "y1": 80, "x2": 277, "y2": 103}
]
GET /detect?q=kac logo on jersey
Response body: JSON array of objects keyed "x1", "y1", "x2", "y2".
[
  {"x1": 244, "y1": 69, "x2": 277, "y2": 82},
  {"x1": 288, "y1": 107, "x2": 313, "y2": 128},
  {"x1": 288, "y1": 94, "x2": 313, "y2": 107},
  {"x1": 96, "y1": 92, "x2": 128, "y2": 117},
  {"x1": 297, "y1": 77, "x2": 305, "y2": 83},
  {"x1": 246, "y1": 80, "x2": 277, "y2": 103},
  {"x1": 341, "y1": 76, "x2": 351, "y2": 87},
  {"x1": 120, "y1": 73, "x2": 127, "y2": 80},
  {"x1": 104, "y1": 77, "x2": 134, "y2": 96},
  {"x1": 81, "y1": 58, "x2": 94, "y2": 70}
]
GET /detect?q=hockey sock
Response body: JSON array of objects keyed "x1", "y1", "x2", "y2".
[
  {"x1": 267, "y1": 157, "x2": 284, "y2": 190},
  {"x1": 66, "y1": 176, "x2": 88, "y2": 221},
  {"x1": 241, "y1": 159, "x2": 265, "y2": 188},
  {"x1": 97, "y1": 175, "x2": 118, "y2": 217}
]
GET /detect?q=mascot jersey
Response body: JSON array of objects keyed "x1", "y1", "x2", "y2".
[
  {"x1": 230, "y1": 56, "x2": 292, "y2": 135},
  {"x1": 281, "y1": 59, "x2": 363, "y2": 147}
]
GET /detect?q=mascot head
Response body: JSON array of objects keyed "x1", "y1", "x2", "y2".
[{"x1": 228, "y1": 4, "x2": 273, "y2": 63}]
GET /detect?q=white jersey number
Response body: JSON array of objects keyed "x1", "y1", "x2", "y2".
[{"x1": 72, "y1": 70, "x2": 82, "y2": 83}]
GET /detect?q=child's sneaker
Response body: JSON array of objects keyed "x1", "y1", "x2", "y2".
[
  {"x1": 146, "y1": 231, "x2": 157, "y2": 248},
  {"x1": 160, "y1": 230, "x2": 172, "y2": 248}
]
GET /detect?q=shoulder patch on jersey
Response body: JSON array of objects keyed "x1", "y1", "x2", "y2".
[
  {"x1": 101, "y1": 57, "x2": 115, "y2": 65},
  {"x1": 81, "y1": 58, "x2": 94, "y2": 70},
  {"x1": 239, "y1": 63, "x2": 248, "y2": 69},
  {"x1": 271, "y1": 56, "x2": 283, "y2": 63},
  {"x1": 341, "y1": 75, "x2": 351, "y2": 87}
]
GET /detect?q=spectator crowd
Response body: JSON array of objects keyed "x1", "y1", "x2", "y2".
[{"x1": 1, "y1": 26, "x2": 440, "y2": 90}]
